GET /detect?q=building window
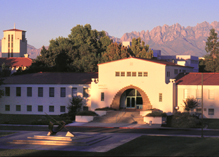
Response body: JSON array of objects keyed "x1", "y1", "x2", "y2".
[
  {"x1": 16, "y1": 87, "x2": 21, "y2": 96},
  {"x1": 49, "y1": 87, "x2": 54, "y2": 97},
  {"x1": 143, "y1": 72, "x2": 148, "y2": 77},
  {"x1": 38, "y1": 105, "x2": 43, "y2": 112},
  {"x1": 174, "y1": 69, "x2": 178, "y2": 75},
  {"x1": 27, "y1": 105, "x2": 32, "y2": 112},
  {"x1": 16, "y1": 105, "x2": 21, "y2": 111},
  {"x1": 49, "y1": 106, "x2": 54, "y2": 112},
  {"x1": 208, "y1": 108, "x2": 214, "y2": 115},
  {"x1": 101, "y1": 92, "x2": 104, "y2": 101},
  {"x1": 27, "y1": 87, "x2": 32, "y2": 97},
  {"x1": 127, "y1": 72, "x2": 131, "y2": 77},
  {"x1": 115, "y1": 72, "x2": 120, "y2": 76},
  {"x1": 72, "y1": 87, "x2": 77, "y2": 97},
  {"x1": 183, "y1": 70, "x2": 186, "y2": 72},
  {"x1": 121, "y1": 72, "x2": 125, "y2": 77},
  {"x1": 83, "y1": 88, "x2": 89, "y2": 98},
  {"x1": 167, "y1": 71, "x2": 170, "y2": 77},
  {"x1": 196, "y1": 89, "x2": 201, "y2": 99},
  {"x1": 5, "y1": 105, "x2": 10, "y2": 111},
  {"x1": 60, "y1": 106, "x2": 66, "y2": 112},
  {"x1": 132, "y1": 72, "x2": 136, "y2": 77},
  {"x1": 208, "y1": 89, "x2": 215, "y2": 100},
  {"x1": 60, "y1": 87, "x2": 66, "y2": 97},
  {"x1": 5, "y1": 87, "x2": 10, "y2": 96},
  {"x1": 159, "y1": 93, "x2": 162, "y2": 102},
  {"x1": 38, "y1": 87, "x2": 43, "y2": 97},
  {"x1": 138, "y1": 72, "x2": 142, "y2": 77}
]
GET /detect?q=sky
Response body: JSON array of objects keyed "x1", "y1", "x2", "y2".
[{"x1": 1, "y1": 0, "x2": 219, "y2": 49}]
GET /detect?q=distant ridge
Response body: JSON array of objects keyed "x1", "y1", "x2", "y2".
[
  {"x1": 109, "y1": 21, "x2": 219, "y2": 57},
  {"x1": 1, "y1": 21, "x2": 219, "y2": 58}
]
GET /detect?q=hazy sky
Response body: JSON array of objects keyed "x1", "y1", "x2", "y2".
[{"x1": 1, "y1": 0, "x2": 219, "y2": 48}]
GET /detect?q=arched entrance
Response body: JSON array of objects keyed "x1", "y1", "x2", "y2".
[{"x1": 111, "y1": 85, "x2": 152, "y2": 110}]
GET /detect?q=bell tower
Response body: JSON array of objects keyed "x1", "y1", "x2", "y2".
[{"x1": 1, "y1": 25, "x2": 27, "y2": 57}]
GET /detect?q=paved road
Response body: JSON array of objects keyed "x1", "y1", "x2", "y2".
[{"x1": 1, "y1": 125, "x2": 219, "y2": 137}]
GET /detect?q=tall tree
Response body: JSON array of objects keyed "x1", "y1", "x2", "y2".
[
  {"x1": 204, "y1": 28, "x2": 219, "y2": 72},
  {"x1": 130, "y1": 38, "x2": 153, "y2": 59},
  {"x1": 23, "y1": 24, "x2": 112, "y2": 73},
  {"x1": 100, "y1": 42, "x2": 130, "y2": 63}
]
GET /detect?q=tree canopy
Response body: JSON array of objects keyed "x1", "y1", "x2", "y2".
[
  {"x1": 201, "y1": 28, "x2": 219, "y2": 72},
  {"x1": 18, "y1": 25, "x2": 154, "y2": 74}
]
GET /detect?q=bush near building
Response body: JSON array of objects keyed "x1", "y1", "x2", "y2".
[{"x1": 171, "y1": 112, "x2": 201, "y2": 128}]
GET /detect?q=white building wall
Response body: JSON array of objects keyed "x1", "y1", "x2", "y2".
[
  {"x1": 90, "y1": 58, "x2": 176, "y2": 113},
  {"x1": 177, "y1": 85, "x2": 219, "y2": 118},
  {"x1": 0, "y1": 84, "x2": 91, "y2": 115}
]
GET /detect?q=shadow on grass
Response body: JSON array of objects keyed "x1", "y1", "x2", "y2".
[{"x1": 1, "y1": 136, "x2": 219, "y2": 156}]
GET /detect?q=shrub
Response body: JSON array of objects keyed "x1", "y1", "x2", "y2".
[
  {"x1": 171, "y1": 112, "x2": 201, "y2": 128},
  {"x1": 146, "y1": 112, "x2": 167, "y2": 117},
  {"x1": 76, "y1": 111, "x2": 98, "y2": 116},
  {"x1": 183, "y1": 97, "x2": 199, "y2": 112},
  {"x1": 67, "y1": 96, "x2": 83, "y2": 120}
]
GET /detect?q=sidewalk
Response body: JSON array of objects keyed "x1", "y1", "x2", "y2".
[{"x1": 66, "y1": 121, "x2": 162, "y2": 129}]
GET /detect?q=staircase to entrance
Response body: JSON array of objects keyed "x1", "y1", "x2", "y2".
[{"x1": 92, "y1": 110, "x2": 145, "y2": 124}]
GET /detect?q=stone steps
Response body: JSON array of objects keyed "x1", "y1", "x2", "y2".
[{"x1": 92, "y1": 111, "x2": 145, "y2": 124}]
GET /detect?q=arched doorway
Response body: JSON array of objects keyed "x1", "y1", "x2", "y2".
[{"x1": 111, "y1": 85, "x2": 152, "y2": 110}]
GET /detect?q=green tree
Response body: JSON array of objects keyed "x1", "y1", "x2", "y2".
[
  {"x1": 67, "y1": 96, "x2": 83, "y2": 120},
  {"x1": 130, "y1": 38, "x2": 153, "y2": 59},
  {"x1": 27, "y1": 24, "x2": 112, "y2": 73},
  {"x1": 204, "y1": 28, "x2": 219, "y2": 72},
  {"x1": 100, "y1": 42, "x2": 130, "y2": 63}
]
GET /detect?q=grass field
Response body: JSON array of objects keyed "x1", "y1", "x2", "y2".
[
  {"x1": 0, "y1": 114, "x2": 72, "y2": 125},
  {"x1": 1, "y1": 136, "x2": 219, "y2": 156}
]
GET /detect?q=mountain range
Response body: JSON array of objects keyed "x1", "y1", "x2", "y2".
[{"x1": 1, "y1": 21, "x2": 219, "y2": 58}]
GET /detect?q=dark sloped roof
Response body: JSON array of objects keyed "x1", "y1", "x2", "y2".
[
  {"x1": 0, "y1": 57, "x2": 32, "y2": 67},
  {"x1": 176, "y1": 72, "x2": 219, "y2": 85},
  {"x1": 98, "y1": 57, "x2": 193, "y2": 68},
  {"x1": 2, "y1": 72, "x2": 98, "y2": 84}
]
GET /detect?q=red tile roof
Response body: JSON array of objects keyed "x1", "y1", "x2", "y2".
[
  {"x1": 2, "y1": 72, "x2": 98, "y2": 84},
  {"x1": 176, "y1": 72, "x2": 219, "y2": 85},
  {"x1": 0, "y1": 57, "x2": 32, "y2": 67},
  {"x1": 98, "y1": 57, "x2": 193, "y2": 68},
  {"x1": 3, "y1": 29, "x2": 25, "y2": 32}
]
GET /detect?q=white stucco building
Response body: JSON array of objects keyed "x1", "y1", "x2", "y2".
[
  {"x1": 176, "y1": 73, "x2": 219, "y2": 118},
  {"x1": 0, "y1": 72, "x2": 97, "y2": 115},
  {"x1": 1, "y1": 57, "x2": 219, "y2": 119}
]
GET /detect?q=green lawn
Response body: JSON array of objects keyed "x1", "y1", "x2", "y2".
[
  {"x1": 0, "y1": 132, "x2": 15, "y2": 137},
  {"x1": 1, "y1": 136, "x2": 219, "y2": 156},
  {"x1": 0, "y1": 114, "x2": 72, "y2": 125}
]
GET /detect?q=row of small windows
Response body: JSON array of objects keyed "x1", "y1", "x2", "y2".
[
  {"x1": 115, "y1": 72, "x2": 148, "y2": 77},
  {"x1": 5, "y1": 105, "x2": 66, "y2": 112},
  {"x1": 184, "y1": 89, "x2": 215, "y2": 100},
  {"x1": 4, "y1": 87, "x2": 89, "y2": 98}
]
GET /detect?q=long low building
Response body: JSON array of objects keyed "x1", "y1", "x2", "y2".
[
  {"x1": 0, "y1": 72, "x2": 97, "y2": 115},
  {"x1": 0, "y1": 57, "x2": 218, "y2": 119}
]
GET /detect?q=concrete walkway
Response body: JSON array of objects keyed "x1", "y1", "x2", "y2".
[{"x1": 66, "y1": 121, "x2": 162, "y2": 129}]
